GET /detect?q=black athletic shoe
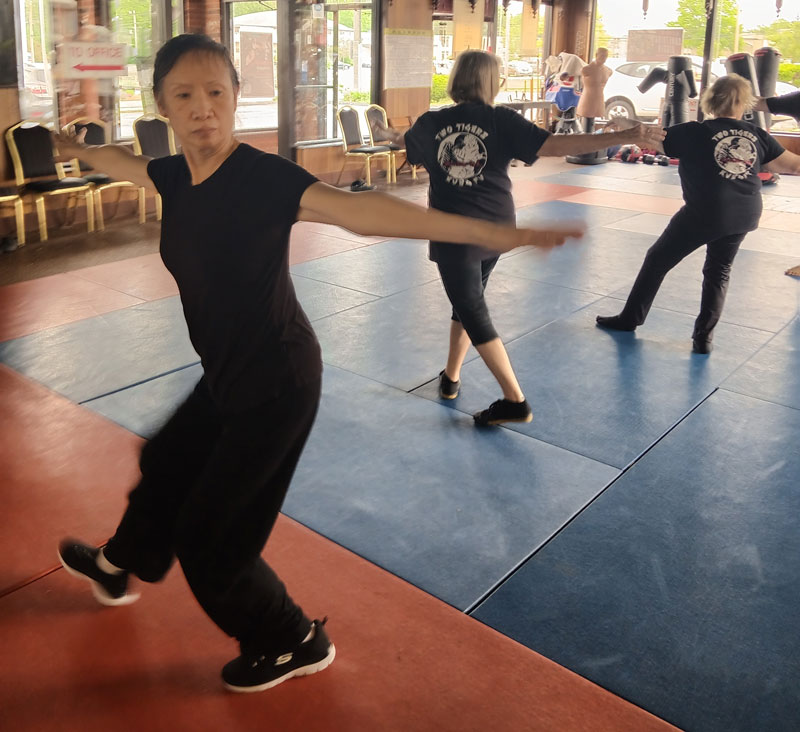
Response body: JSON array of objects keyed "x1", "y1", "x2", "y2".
[
  {"x1": 473, "y1": 399, "x2": 533, "y2": 426},
  {"x1": 439, "y1": 370, "x2": 460, "y2": 400},
  {"x1": 58, "y1": 540, "x2": 140, "y2": 607},
  {"x1": 692, "y1": 338, "x2": 713, "y2": 354},
  {"x1": 222, "y1": 618, "x2": 335, "y2": 693},
  {"x1": 595, "y1": 314, "x2": 637, "y2": 331}
]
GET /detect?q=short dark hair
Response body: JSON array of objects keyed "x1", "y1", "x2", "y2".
[{"x1": 153, "y1": 34, "x2": 239, "y2": 96}]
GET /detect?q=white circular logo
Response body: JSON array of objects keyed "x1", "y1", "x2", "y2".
[
  {"x1": 437, "y1": 132, "x2": 488, "y2": 182},
  {"x1": 714, "y1": 137, "x2": 757, "y2": 177}
]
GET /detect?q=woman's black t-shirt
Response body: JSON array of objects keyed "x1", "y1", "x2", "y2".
[
  {"x1": 404, "y1": 103, "x2": 550, "y2": 261},
  {"x1": 663, "y1": 118, "x2": 784, "y2": 234},
  {"x1": 147, "y1": 143, "x2": 320, "y2": 413}
]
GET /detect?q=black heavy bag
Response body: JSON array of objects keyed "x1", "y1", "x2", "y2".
[
  {"x1": 755, "y1": 46, "x2": 781, "y2": 128},
  {"x1": 639, "y1": 56, "x2": 697, "y2": 128},
  {"x1": 725, "y1": 53, "x2": 766, "y2": 129}
]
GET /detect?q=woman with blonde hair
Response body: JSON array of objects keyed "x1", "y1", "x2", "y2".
[
  {"x1": 375, "y1": 50, "x2": 664, "y2": 424},
  {"x1": 597, "y1": 73, "x2": 800, "y2": 352}
]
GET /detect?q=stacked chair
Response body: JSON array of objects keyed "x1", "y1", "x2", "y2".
[
  {"x1": 132, "y1": 114, "x2": 177, "y2": 221},
  {"x1": 62, "y1": 118, "x2": 140, "y2": 230},
  {"x1": 5, "y1": 121, "x2": 94, "y2": 241},
  {"x1": 364, "y1": 104, "x2": 416, "y2": 182},
  {"x1": 335, "y1": 106, "x2": 391, "y2": 187}
]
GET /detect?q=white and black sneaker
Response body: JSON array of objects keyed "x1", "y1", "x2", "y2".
[
  {"x1": 58, "y1": 540, "x2": 140, "y2": 607},
  {"x1": 222, "y1": 618, "x2": 335, "y2": 693}
]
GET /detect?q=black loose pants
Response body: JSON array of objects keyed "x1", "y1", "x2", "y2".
[
  {"x1": 617, "y1": 208, "x2": 747, "y2": 342},
  {"x1": 104, "y1": 376, "x2": 321, "y2": 655}
]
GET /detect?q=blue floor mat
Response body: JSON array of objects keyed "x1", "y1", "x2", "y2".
[
  {"x1": 284, "y1": 364, "x2": 618, "y2": 611},
  {"x1": 515, "y1": 200, "x2": 638, "y2": 230},
  {"x1": 472, "y1": 388, "x2": 800, "y2": 732},
  {"x1": 0, "y1": 297, "x2": 198, "y2": 403},
  {"x1": 83, "y1": 363, "x2": 203, "y2": 438},
  {"x1": 290, "y1": 238, "x2": 439, "y2": 298},
  {"x1": 412, "y1": 303, "x2": 773, "y2": 468},
  {"x1": 311, "y1": 275, "x2": 599, "y2": 392},
  {"x1": 722, "y1": 316, "x2": 800, "y2": 410},
  {"x1": 496, "y1": 226, "x2": 656, "y2": 296}
]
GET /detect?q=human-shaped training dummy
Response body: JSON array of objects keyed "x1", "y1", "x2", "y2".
[
  {"x1": 568, "y1": 47, "x2": 614, "y2": 164},
  {"x1": 576, "y1": 47, "x2": 613, "y2": 133},
  {"x1": 638, "y1": 55, "x2": 697, "y2": 128}
]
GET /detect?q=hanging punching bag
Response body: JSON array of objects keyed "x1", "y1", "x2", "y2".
[
  {"x1": 725, "y1": 53, "x2": 767, "y2": 129},
  {"x1": 754, "y1": 47, "x2": 781, "y2": 128},
  {"x1": 638, "y1": 56, "x2": 697, "y2": 128}
]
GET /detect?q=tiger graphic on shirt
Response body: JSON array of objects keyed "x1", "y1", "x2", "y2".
[
  {"x1": 435, "y1": 123, "x2": 489, "y2": 186},
  {"x1": 712, "y1": 128, "x2": 758, "y2": 180}
]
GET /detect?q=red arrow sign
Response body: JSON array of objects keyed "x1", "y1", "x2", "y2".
[{"x1": 73, "y1": 63, "x2": 125, "y2": 71}]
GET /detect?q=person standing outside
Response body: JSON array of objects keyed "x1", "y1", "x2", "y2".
[
  {"x1": 374, "y1": 50, "x2": 665, "y2": 425},
  {"x1": 54, "y1": 34, "x2": 584, "y2": 694}
]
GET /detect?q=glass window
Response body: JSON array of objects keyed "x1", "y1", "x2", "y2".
[
  {"x1": 295, "y1": 0, "x2": 375, "y2": 142},
  {"x1": 732, "y1": 0, "x2": 800, "y2": 133},
  {"x1": 494, "y1": 0, "x2": 547, "y2": 105},
  {"x1": 227, "y1": 0, "x2": 278, "y2": 131},
  {"x1": 15, "y1": 0, "x2": 181, "y2": 139}
]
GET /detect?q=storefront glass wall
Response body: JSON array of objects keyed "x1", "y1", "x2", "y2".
[
  {"x1": 15, "y1": 0, "x2": 181, "y2": 139},
  {"x1": 593, "y1": 0, "x2": 799, "y2": 131}
]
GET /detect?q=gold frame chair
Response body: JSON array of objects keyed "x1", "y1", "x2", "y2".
[
  {"x1": 62, "y1": 118, "x2": 141, "y2": 231},
  {"x1": 132, "y1": 114, "x2": 177, "y2": 221},
  {"x1": 5, "y1": 121, "x2": 94, "y2": 242},
  {"x1": 336, "y1": 106, "x2": 392, "y2": 187},
  {"x1": 0, "y1": 189, "x2": 26, "y2": 246},
  {"x1": 365, "y1": 104, "x2": 417, "y2": 182}
]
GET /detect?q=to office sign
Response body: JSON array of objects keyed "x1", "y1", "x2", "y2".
[{"x1": 55, "y1": 43, "x2": 128, "y2": 79}]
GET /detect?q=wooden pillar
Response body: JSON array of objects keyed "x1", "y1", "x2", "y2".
[
  {"x1": 381, "y1": 0, "x2": 433, "y2": 124},
  {"x1": 184, "y1": 0, "x2": 221, "y2": 41},
  {"x1": 549, "y1": 0, "x2": 593, "y2": 61}
]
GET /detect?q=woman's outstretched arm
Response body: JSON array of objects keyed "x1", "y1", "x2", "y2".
[
  {"x1": 297, "y1": 182, "x2": 584, "y2": 254},
  {"x1": 53, "y1": 130, "x2": 155, "y2": 190}
]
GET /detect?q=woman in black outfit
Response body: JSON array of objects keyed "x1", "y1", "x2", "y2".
[
  {"x1": 54, "y1": 35, "x2": 583, "y2": 694},
  {"x1": 597, "y1": 74, "x2": 800, "y2": 352},
  {"x1": 375, "y1": 50, "x2": 665, "y2": 425},
  {"x1": 755, "y1": 88, "x2": 800, "y2": 278}
]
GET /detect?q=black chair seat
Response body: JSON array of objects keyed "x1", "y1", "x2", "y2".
[
  {"x1": 0, "y1": 186, "x2": 19, "y2": 197},
  {"x1": 84, "y1": 173, "x2": 112, "y2": 185},
  {"x1": 26, "y1": 177, "x2": 89, "y2": 193},
  {"x1": 351, "y1": 145, "x2": 391, "y2": 154}
]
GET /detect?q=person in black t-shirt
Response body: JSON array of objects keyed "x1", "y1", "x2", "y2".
[
  {"x1": 597, "y1": 74, "x2": 800, "y2": 353},
  {"x1": 373, "y1": 50, "x2": 665, "y2": 425},
  {"x1": 53, "y1": 35, "x2": 585, "y2": 694},
  {"x1": 755, "y1": 90, "x2": 800, "y2": 278}
]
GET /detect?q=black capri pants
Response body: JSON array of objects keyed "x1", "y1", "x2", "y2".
[{"x1": 436, "y1": 254, "x2": 500, "y2": 346}]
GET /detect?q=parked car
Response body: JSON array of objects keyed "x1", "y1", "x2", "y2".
[
  {"x1": 601, "y1": 58, "x2": 799, "y2": 123},
  {"x1": 507, "y1": 59, "x2": 534, "y2": 75}
]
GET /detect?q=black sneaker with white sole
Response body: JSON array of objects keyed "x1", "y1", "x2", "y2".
[
  {"x1": 58, "y1": 540, "x2": 140, "y2": 607},
  {"x1": 473, "y1": 399, "x2": 533, "y2": 426},
  {"x1": 222, "y1": 618, "x2": 335, "y2": 693},
  {"x1": 439, "y1": 370, "x2": 460, "y2": 400}
]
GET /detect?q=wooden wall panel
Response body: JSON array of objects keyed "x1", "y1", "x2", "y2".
[{"x1": 383, "y1": 0, "x2": 433, "y2": 124}]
